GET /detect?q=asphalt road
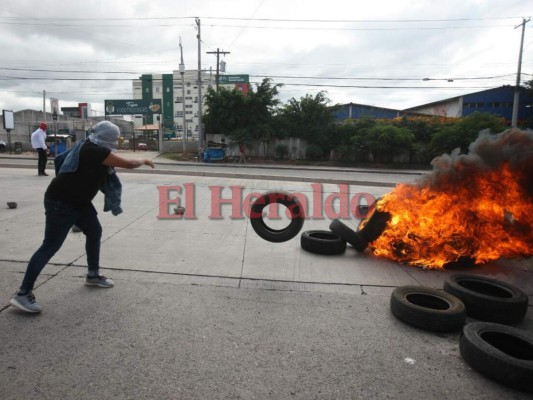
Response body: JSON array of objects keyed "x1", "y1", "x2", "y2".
[{"x1": 0, "y1": 156, "x2": 531, "y2": 400}]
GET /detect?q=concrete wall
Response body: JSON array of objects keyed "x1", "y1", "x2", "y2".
[{"x1": 160, "y1": 136, "x2": 308, "y2": 160}]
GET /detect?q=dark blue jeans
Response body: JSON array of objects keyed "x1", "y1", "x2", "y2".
[{"x1": 20, "y1": 198, "x2": 102, "y2": 292}]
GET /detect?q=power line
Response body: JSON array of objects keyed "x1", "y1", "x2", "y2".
[
  {"x1": 0, "y1": 67, "x2": 520, "y2": 82},
  {"x1": 0, "y1": 15, "x2": 527, "y2": 22},
  {"x1": 261, "y1": 82, "x2": 494, "y2": 90}
]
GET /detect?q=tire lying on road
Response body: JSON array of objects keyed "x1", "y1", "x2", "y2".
[
  {"x1": 329, "y1": 219, "x2": 368, "y2": 252},
  {"x1": 443, "y1": 274, "x2": 529, "y2": 325},
  {"x1": 460, "y1": 321, "x2": 533, "y2": 392},
  {"x1": 300, "y1": 230, "x2": 346, "y2": 255},
  {"x1": 249, "y1": 191, "x2": 305, "y2": 243},
  {"x1": 390, "y1": 286, "x2": 466, "y2": 332}
]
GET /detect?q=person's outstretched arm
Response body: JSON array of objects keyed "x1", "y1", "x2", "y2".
[{"x1": 102, "y1": 152, "x2": 155, "y2": 169}]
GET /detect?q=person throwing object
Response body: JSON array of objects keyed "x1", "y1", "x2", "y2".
[{"x1": 10, "y1": 121, "x2": 155, "y2": 314}]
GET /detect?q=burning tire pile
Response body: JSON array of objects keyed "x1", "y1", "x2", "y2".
[
  {"x1": 250, "y1": 129, "x2": 533, "y2": 393},
  {"x1": 249, "y1": 189, "x2": 532, "y2": 393}
]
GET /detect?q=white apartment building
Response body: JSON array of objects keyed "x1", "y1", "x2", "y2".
[{"x1": 132, "y1": 70, "x2": 223, "y2": 140}]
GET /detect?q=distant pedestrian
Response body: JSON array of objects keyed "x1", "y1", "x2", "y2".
[
  {"x1": 9, "y1": 121, "x2": 155, "y2": 314},
  {"x1": 31, "y1": 122, "x2": 48, "y2": 176},
  {"x1": 238, "y1": 143, "x2": 247, "y2": 164}
]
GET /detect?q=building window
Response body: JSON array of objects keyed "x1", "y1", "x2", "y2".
[
  {"x1": 185, "y1": 104, "x2": 193, "y2": 109},
  {"x1": 464, "y1": 102, "x2": 485, "y2": 108},
  {"x1": 155, "y1": 87, "x2": 160, "y2": 93},
  {"x1": 194, "y1": 97, "x2": 198, "y2": 103},
  {"x1": 187, "y1": 90, "x2": 191, "y2": 95},
  {"x1": 175, "y1": 97, "x2": 183, "y2": 103},
  {"x1": 166, "y1": 87, "x2": 170, "y2": 93},
  {"x1": 145, "y1": 88, "x2": 150, "y2": 93},
  {"x1": 186, "y1": 82, "x2": 191, "y2": 87},
  {"x1": 175, "y1": 111, "x2": 183, "y2": 117}
]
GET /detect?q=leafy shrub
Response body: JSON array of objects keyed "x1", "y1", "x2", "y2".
[{"x1": 305, "y1": 144, "x2": 325, "y2": 160}]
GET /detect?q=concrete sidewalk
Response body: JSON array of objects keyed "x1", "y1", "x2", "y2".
[{"x1": 0, "y1": 167, "x2": 531, "y2": 400}]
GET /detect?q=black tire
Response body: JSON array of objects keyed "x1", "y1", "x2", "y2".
[
  {"x1": 460, "y1": 322, "x2": 533, "y2": 392},
  {"x1": 249, "y1": 191, "x2": 305, "y2": 243},
  {"x1": 358, "y1": 208, "x2": 391, "y2": 242},
  {"x1": 300, "y1": 230, "x2": 346, "y2": 255},
  {"x1": 329, "y1": 219, "x2": 369, "y2": 252},
  {"x1": 390, "y1": 286, "x2": 466, "y2": 332},
  {"x1": 443, "y1": 274, "x2": 529, "y2": 324},
  {"x1": 0, "y1": 144, "x2": 6, "y2": 153}
]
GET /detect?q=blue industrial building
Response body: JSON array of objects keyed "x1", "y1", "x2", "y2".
[
  {"x1": 334, "y1": 103, "x2": 402, "y2": 120},
  {"x1": 335, "y1": 85, "x2": 533, "y2": 126},
  {"x1": 404, "y1": 85, "x2": 533, "y2": 125}
]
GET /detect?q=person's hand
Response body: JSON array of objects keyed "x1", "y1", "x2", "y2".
[{"x1": 144, "y1": 159, "x2": 155, "y2": 168}]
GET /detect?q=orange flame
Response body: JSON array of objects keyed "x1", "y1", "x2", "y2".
[{"x1": 368, "y1": 130, "x2": 533, "y2": 269}]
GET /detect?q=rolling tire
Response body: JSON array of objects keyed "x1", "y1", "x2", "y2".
[
  {"x1": 460, "y1": 322, "x2": 533, "y2": 392},
  {"x1": 443, "y1": 274, "x2": 528, "y2": 324},
  {"x1": 249, "y1": 191, "x2": 305, "y2": 243},
  {"x1": 300, "y1": 230, "x2": 346, "y2": 255},
  {"x1": 329, "y1": 219, "x2": 368, "y2": 252},
  {"x1": 390, "y1": 286, "x2": 466, "y2": 332}
]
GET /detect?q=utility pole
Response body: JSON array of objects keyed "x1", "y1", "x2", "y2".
[
  {"x1": 42, "y1": 90, "x2": 46, "y2": 122},
  {"x1": 511, "y1": 17, "x2": 530, "y2": 128},
  {"x1": 206, "y1": 48, "x2": 230, "y2": 91},
  {"x1": 196, "y1": 17, "x2": 204, "y2": 152},
  {"x1": 179, "y1": 37, "x2": 187, "y2": 153}
]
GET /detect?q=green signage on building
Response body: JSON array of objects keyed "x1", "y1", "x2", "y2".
[
  {"x1": 218, "y1": 74, "x2": 249, "y2": 84},
  {"x1": 104, "y1": 99, "x2": 162, "y2": 115}
]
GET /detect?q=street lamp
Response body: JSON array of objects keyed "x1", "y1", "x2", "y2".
[{"x1": 179, "y1": 37, "x2": 187, "y2": 154}]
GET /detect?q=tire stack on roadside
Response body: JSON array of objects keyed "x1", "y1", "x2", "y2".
[{"x1": 390, "y1": 275, "x2": 532, "y2": 393}]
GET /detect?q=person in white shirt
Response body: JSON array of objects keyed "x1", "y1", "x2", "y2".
[{"x1": 31, "y1": 122, "x2": 48, "y2": 176}]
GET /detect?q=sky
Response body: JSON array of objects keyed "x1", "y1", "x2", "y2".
[{"x1": 0, "y1": 0, "x2": 531, "y2": 117}]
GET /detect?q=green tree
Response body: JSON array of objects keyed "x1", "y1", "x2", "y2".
[
  {"x1": 363, "y1": 124, "x2": 415, "y2": 163},
  {"x1": 334, "y1": 117, "x2": 377, "y2": 162},
  {"x1": 392, "y1": 116, "x2": 445, "y2": 163},
  {"x1": 430, "y1": 112, "x2": 505, "y2": 156},
  {"x1": 277, "y1": 92, "x2": 340, "y2": 158},
  {"x1": 203, "y1": 78, "x2": 282, "y2": 153},
  {"x1": 203, "y1": 87, "x2": 247, "y2": 138}
]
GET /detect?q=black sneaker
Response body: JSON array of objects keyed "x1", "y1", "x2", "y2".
[{"x1": 85, "y1": 274, "x2": 114, "y2": 288}]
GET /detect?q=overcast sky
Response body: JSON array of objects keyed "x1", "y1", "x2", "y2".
[{"x1": 0, "y1": 0, "x2": 531, "y2": 116}]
